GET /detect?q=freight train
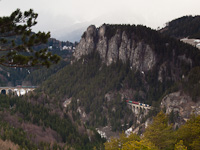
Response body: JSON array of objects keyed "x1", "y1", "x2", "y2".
[{"x1": 126, "y1": 100, "x2": 150, "y2": 107}]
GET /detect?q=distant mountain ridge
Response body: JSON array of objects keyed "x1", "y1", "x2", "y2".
[{"x1": 160, "y1": 15, "x2": 200, "y2": 39}]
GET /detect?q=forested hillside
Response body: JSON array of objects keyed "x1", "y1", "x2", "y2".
[
  {"x1": 1, "y1": 22, "x2": 200, "y2": 150},
  {"x1": 37, "y1": 24, "x2": 200, "y2": 134},
  {"x1": 0, "y1": 66, "x2": 29, "y2": 86},
  {"x1": 0, "y1": 95, "x2": 105, "y2": 149},
  {"x1": 0, "y1": 38, "x2": 74, "y2": 87},
  {"x1": 24, "y1": 60, "x2": 68, "y2": 85},
  {"x1": 160, "y1": 15, "x2": 200, "y2": 39},
  {"x1": 104, "y1": 111, "x2": 200, "y2": 150}
]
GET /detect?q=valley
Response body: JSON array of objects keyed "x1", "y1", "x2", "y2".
[{"x1": 0, "y1": 15, "x2": 200, "y2": 150}]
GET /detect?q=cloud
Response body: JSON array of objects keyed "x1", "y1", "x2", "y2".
[{"x1": 1, "y1": 0, "x2": 200, "y2": 41}]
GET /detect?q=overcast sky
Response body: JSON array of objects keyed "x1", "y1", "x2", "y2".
[{"x1": 1, "y1": 0, "x2": 200, "y2": 41}]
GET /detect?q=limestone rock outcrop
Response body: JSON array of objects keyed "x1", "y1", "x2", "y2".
[
  {"x1": 161, "y1": 91, "x2": 200, "y2": 122},
  {"x1": 74, "y1": 24, "x2": 156, "y2": 72}
]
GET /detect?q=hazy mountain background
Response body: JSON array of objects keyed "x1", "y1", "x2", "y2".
[
  {"x1": 2, "y1": 0, "x2": 200, "y2": 42},
  {"x1": 54, "y1": 11, "x2": 147, "y2": 42}
]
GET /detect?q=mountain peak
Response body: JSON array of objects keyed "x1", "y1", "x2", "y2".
[{"x1": 74, "y1": 24, "x2": 156, "y2": 72}]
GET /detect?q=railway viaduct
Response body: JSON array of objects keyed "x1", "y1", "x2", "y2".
[
  {"x1": 127, "y1": 103, "x2": 151, "y2": 115},
  {"x1": 0, "y1": 86, "x2": 36, "y2": 96}
]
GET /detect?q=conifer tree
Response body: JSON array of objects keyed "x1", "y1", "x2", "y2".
[
  {"x1": 177, "y1": 115, "x2": 200, "y2": 150},
  {"x1": 0, "y1": 9, "x2": 60, "y2": 68},
  {"x1": 174, "y1": 140, "x2": 187, "y2": 150},
  {"x1": 143, "y1": 111, "x2": 176, "y2": 149}
]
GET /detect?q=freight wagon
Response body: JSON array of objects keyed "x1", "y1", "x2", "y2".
[{"x1": 126, "y1": 100, "x2": 150, "y2": 107}]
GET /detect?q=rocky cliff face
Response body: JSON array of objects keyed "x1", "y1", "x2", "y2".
[
  {"x1": 161, "y1": 91, "x2": 200, "y2": 124},
  {"x1": 74, "y1": 25, "x2": 156, "y2": 72}
]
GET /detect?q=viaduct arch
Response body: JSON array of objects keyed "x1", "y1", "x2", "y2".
[
  {"x1": 0, "y1": 86, "x2": 36, "y2": 96},
  {"x1": 127, "y1": 102, "x2": 151, "y2": 115}
]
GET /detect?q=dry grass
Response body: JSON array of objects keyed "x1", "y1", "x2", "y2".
[{"x1": 0, "y1": 139, "x2": 19, "y2": 150}]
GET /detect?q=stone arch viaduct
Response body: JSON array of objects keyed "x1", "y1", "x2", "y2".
[
  {"x1": 126, "y1": 101, "x2": 151, "y2": 115},
  {"x1": 0, "y1": 86, "x2": 36, "y2": 96}
]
